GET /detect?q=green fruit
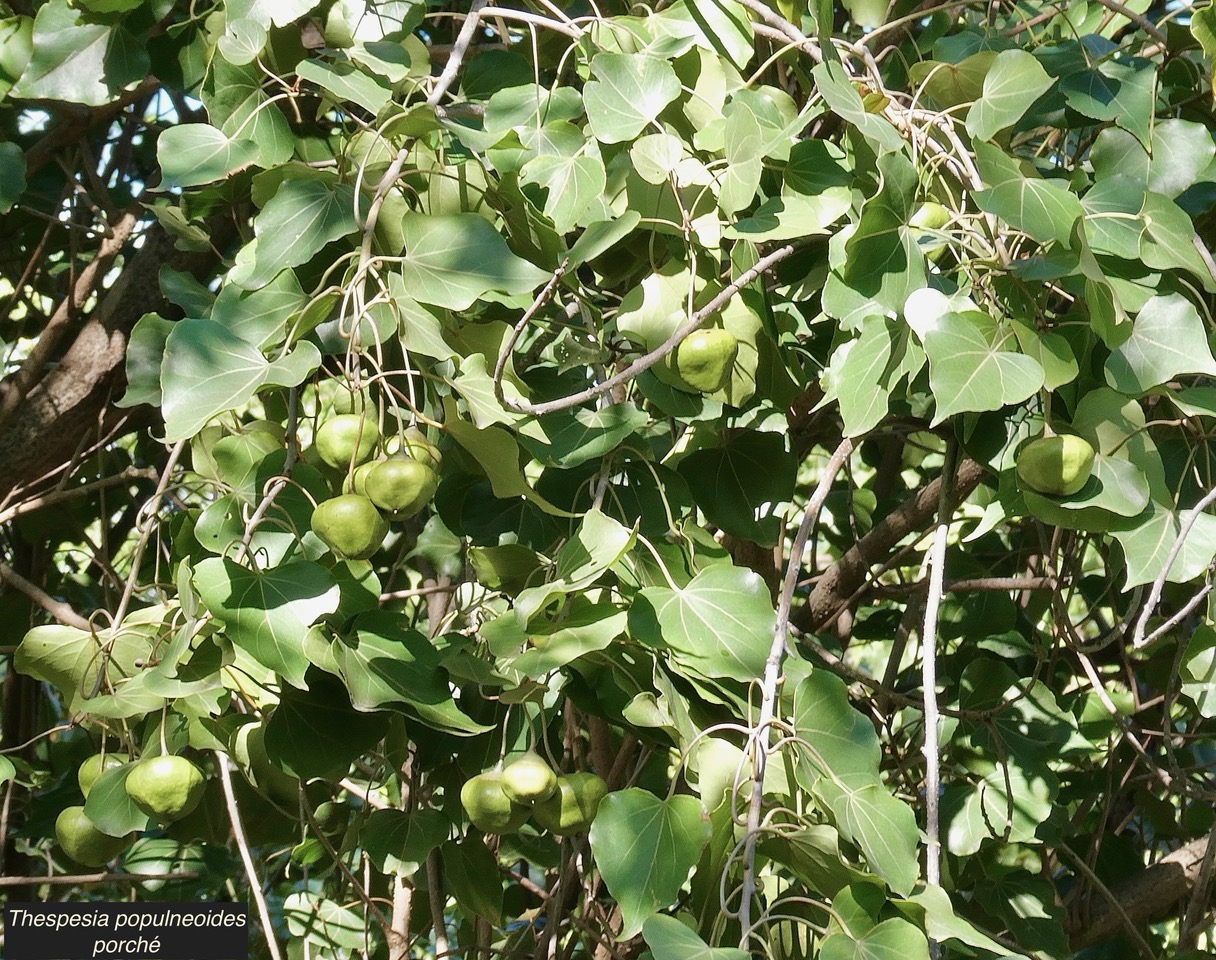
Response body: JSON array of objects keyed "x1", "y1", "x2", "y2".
[
  {"x1": 397, "y1": 427, "x2": 442, "y2": 469},
  {"x1": 501, "y1": 751, "x2": 558, "y2": 805},
  {"x1": 310, "y1": 494, "x2": 389, "y2": 559},
  {"x1": 312, "y1": 801, "x2": 348, "y2": 839},
  {"x1": 674, "y1": 329, "x2": 738, "y2": 394},
  {"x1": 55, "y1": 806, "x2": 131, "y2": 867},
  {"x1": 124, "y1": 756, "x2": 206, "y2": 823},
  {"x1": 343, "y1": 460, "x2": 379, "y2": 496},
  {"x1": 78, "y1": 752, "x2": 128, "y2": 799},
  {"x1": 364, "y1": 458, "x2": 438, "y2": 518},
  {"x1": 531, "y1": 772, "x2": 608, "y2": 835},
  {"x1": 314, "y1": 415, "x2": 380, "y2": 469},
  {"x1": 460, "y1": 772, "x2": 531, "y2": 834},
  {"x1": 910, "y1": 202, "x2": 951, "y2": 259},
  {"x1": 1016, "y1": 434, "x2": 1095, "y2": 497}
]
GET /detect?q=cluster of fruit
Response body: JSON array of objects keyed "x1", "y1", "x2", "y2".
[
  {"x1": 56, "y1": 754, "x2": 205, "y2": 867},
  {"x1": 460, "y1": 751, "x2": 608, "y2": 837},
  {"x1": 310, "y1": 409, "x2": 441, "y2": 560}
]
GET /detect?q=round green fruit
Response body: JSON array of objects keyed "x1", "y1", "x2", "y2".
[
  {"x1": 343, "y1": 460, "x2": 379, "y2": 496},
  {"x1": 364, "y1": 458, "x2": 438, "y2": 518},
  {"x1": 910, "y1": 202, "x2": 951, "y2": 259},
  {"x1": 312, "y1": 800, "x2": 349, "y2": 839},
  {"x1": 501, "y1": 751, "x2": 558, "y2": 805},
  {"x1": 674, "y1": 329, "x2": 738, "y2": 394},
  {"x1": 124, "y1": 756, "x2": 206, "y2": 823},
  {"x1": 314, "y1": 415, "x2": 380, "y2": 469},
  {"x1": 397, "y1": 427, "x2": 442, "y2": 469},
  {"x1": 1016, "y1": 434, "x2": 1095, "y2": 497},
  {"x1": 55, "y1": 806, "x2": 131, "y2": 867},
  {"x1": 78, "y1": 752, "x2": 128, "y2": 799},
  {"x1": 460, "y1": 772, "x2": 531, "y2": 834},
  {"x1": 310, "y1": 494, "x2": 389, "y2": 560},
  {"x1": 531, "y1": 772, "x2": 608, "y2": 835}
]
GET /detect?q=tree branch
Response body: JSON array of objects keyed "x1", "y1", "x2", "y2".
[{"x1": 798, "y1": 458, "x2": 987, "y2": 633}]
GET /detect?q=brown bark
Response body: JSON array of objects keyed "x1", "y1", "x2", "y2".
[
  {"x1": 1067, "y1": 836, "x2": 1212, "y2": 949},
  {"x1": 797, "y1": 457, "x2": 987, "y2": 634},
  {"x1": 0, "y1": 222, "x2": 223, "y2": 502}
]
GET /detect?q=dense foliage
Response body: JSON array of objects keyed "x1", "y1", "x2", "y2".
[{"x1": 2, "y1": 0, "x2": 1216, "y2": 958}]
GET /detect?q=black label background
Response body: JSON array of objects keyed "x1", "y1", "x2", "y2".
[{"x1": 3, "y1": 902, "x2": 247, "y2": 960}]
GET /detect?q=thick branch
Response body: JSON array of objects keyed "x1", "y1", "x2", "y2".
[
  {"x1": 1067, "y1": 836, "x2": 1212, "y2": 949},
  {"x1": 799, "y1": 458, "x2": 986, "y2": 633}
]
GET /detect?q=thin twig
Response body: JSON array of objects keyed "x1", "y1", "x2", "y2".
[
  {"x1": 0, "y1": 871, "x2": 199, "y2": 887},
  {"x1": 1057, "y1": 844, "x2": 1157, "y2": 960},
  {"x1": 428, "y1": 0, "x2": 491, "y2": 108},
  {"x1": 737, "y1": 439, "x2": 853, "y2": 947},
  {"x1": 1131, "y1": 483, "x2": 1216, "y2": 649},
  {"x1": 499, "y1": 246, "x2": 798, "y2": 418},
  {"x1": 216, "y1": 752, "x2": 284, "y2": 960}
]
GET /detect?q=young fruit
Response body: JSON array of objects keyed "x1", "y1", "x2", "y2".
[
  {"x1": 674, "y1": 329, "x2": 738, "y2": 394},
  {"x1": 312, "y1": 800, "x2": 349, "y2": 839},
  {"x1": 314, "y1": 415, "x2": 380, "y2": 469},
  {"x1": 124, "y1": 756, "x2": 206, "y2": 823},
  {"x1": 77, "y1": 752, "x2": 129, "y2": 799},
  {"x1": 55, "y1": 806, "x2": 131, "y2": 867},
  {"x1": 310, "y1": 494, "x2": 389, "y2": 560},
  {"x1": 501, "y1": 751, "x2": 558, "y2": 805},
  {"x1": 910, "y1": 202, "x2": 951, "y2": 260},
  {"x1": 461, "y1": 772, "x2": 531, "y2": 834},
  {"x1": 397, "y1": 427, "x2": 442, "y2": 469},
  {"x1": 531, "y1": 772, "x2": 609, "y2": 835},
  {"x1": 1016, "y1": 434, "x2": 1095, "y2": 497},
  {"x1": 343, "y1": 460, "x2": 379, "y2": 496},
  {"x1": 364, "y1": 458, "x2": 438, "y2": 518}
]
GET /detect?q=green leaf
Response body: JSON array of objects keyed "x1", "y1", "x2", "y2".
[
  {"x1": 118, "y1": 313, "x2": 174, "y2": 409},
  {"x1": 0, "y1": 142, "x2": 26, "y2": 213},
  {"x1": 1139, "y1": 193, "x2": 1216, "y2": 292},
  {"x1": 515, "y1": 509, "x2": 636, "y2": 621},
  {"x1": 903, "y1": 885, "x2": 1011, "y2": 957},
  {"x1": 965, "y1": 50, "x2": 1053, "y2": 142},
  {"x1": 1182, "y1": 625, "x2": 1216, "y2": 718},
  {"x1": 444, "y1": 838, "x2": 503, "y2": 922},
  {"x1": 296, "y1": 59, "x2": 392, "y2": 114},
  {"x1": 643, "y1": 915, "x2": 749, "y2": 960},
  {"x1": 793, "y1": 671, "x2": 882, "y2": 786},
  {"x1": 584, "y1": 53, "x2": 682, "y2": 144},
  {"x1": 216, "y1": 19, "x2": 266, "y2": 66},
  {"x1": 10, "y1": 0, "x2": 110, "y2": 106},
  {"x1": 194, "y1": 557, "x2": 340, "y2": 688},
  {"x1": 522, "y1": 403, "x2": 649, "y2": 469},
  {"x1": 1104, "y1": 293, "x2": 1216, "y2": 394},
  {"x1": 719, "y1": 100, "x2": 763, "y2": 215},
  {"x1": 361, "y1": 809, "x2": 449, "y2": 877},
  {"x1": 521, "y1": 150, "x2": 608, "y2": 234},
  {"x1": 284, "y1": 893, "x2": 377, "y2": 954},
  {"x1": 398, "y1": 213, "x2": 550, "y2": 309},
  {"x1": 334, "y1": 612, "x2": 490, "y2": 735},
  {"x1": 160, "y1": 319, "x2": 269, "y2": 442},
  {"x1": 0, "y1": 756, "x2": 14, "y2": 785},
  {"x1": 829, "y1": 319, "x2": 896, "y2": 438},
  {"x1": 1112, "y1": 503, "x2": 1216, "y2": 588},
  {"x1": 210, "y1": 269, "x2": 308, "y2": 349},
  {"x1": 204, "y1": 56, "x2": 295, "y2": 168},
  {"x1": 820, "y1": 918, "x2": 930, "y2": 960},
  {"x1": 659, "y1": 0, "x2": 754, "y2": 71},
  {"x1": 973, "y1": 142, "x2": 1083, "y2": 245},
  {"x1": 636, "y1": 564, "x2": 775, "y2": 683},
  {"x1": 240, "y1": 180, "x2": 358, "y2": 290},
  {"x1": 923, "y1": 311, "x2": 1044, "y2": 424},
  {"x1": 812, "y1": 61, "x2": 903, "y2": 154},
  {"x1": 678, "y1": 431, "x2": 796, "y2": 546},
  {"x1": 1059, "y1": 59, "x2": 1154, "y2": 147},
  {"x1": 511, "y1": 601, "x2": 627, "y2": 674},
  {"x1": 157, "y1": 124, "x2": 259, "y2": 190},
  {"x1": 226, "y1": 0, "x2": 318, "y2": 29},
  {"x1": 940, "y1": 760, "x2": 1054, "y2": 856},
  {"x1": 589, "y1": 790, "x2": 712, "y2": 938},
  {"x1": 15, "y1": 617, "x2": 157, "y2": 714},
  {"x1": 264, "y1": 674, "x2": 388, "y2": 780},
  {"x1": 818, "y1": 781, "x2": 921, "y2": 897},
  {"x1": 84, "y1": 764, "x2": 153, "y2": 837}
]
